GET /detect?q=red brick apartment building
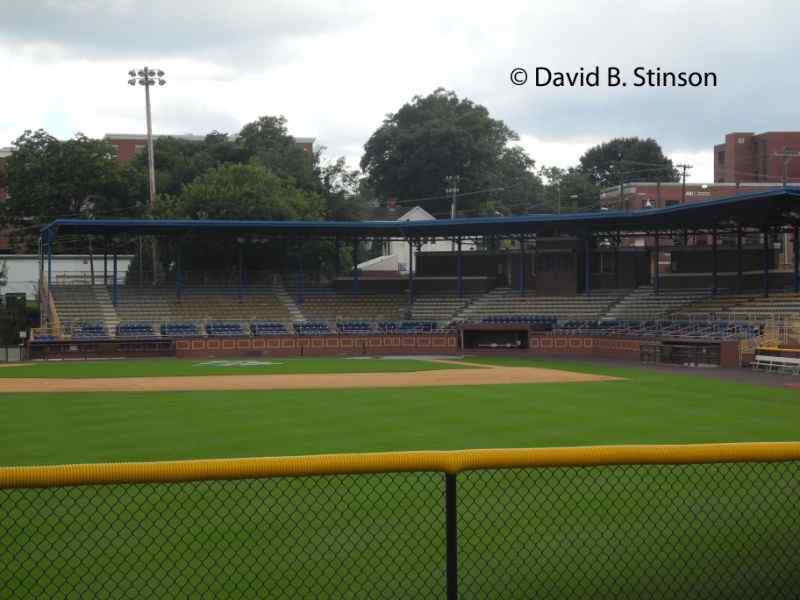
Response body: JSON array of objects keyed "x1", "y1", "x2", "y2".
[
  {"x1": 714, "y1": 131, "x2": 800, "y2": 183},
  {"x1": 103, "y1": 133, "x2": 315, "y2": 163}
]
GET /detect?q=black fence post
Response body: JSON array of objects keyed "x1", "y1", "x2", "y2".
[{"x1": 445, "y1": 473, "x2": 458, "y2": 600}]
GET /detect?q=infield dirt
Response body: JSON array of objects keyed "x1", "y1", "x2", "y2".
[{"x1": 0, "y1": 361, "x2": 619, "y2": 393}]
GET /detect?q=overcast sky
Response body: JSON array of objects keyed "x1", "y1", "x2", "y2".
[{"x1": 2, "y1": 0, "x2": 799, "y2": 183}]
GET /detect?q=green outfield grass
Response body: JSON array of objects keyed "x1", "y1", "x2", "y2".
[
  {"x1": 1, "y1": 356, "x2": 798, "y2": 598},
  {"x1": 1, "y1": 357, "x2": 798, "y2": 466},
  {"x1": 0, "y1": 356, "x2": 466, "y2": 379}
]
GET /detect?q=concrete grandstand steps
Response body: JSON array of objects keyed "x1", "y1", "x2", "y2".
[
  {"x1": 274, "y1": 280, "x2": 306, "y2": 322},
  {"x1": 601, "y1": 286, "x2": 712, "y2": 321},
  {"x1": 51, "y1": 285, "x2": 118, "y2": 333},
  {"x1": 677, "y1": 290, "x2": 800, "y2": 320},
  {"x1": 288, "y1": 287, "x2": 410, "y2": 322},
  {"x1": 112, "y1": 284, "x2": 292, "y2": 327},
  {"x1": 93, "y1": 286, "x2": 120, "y2": 331},
  {"x1": 409, "y1": 293, "x2": 478, "y2": 324},
  {"x1": 457, "y1": 287, "x2": 626, "y2": 322}
]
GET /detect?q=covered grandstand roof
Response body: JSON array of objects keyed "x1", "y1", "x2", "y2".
[{"x1": 41, "y1": 187, "x2": 800, "y2": 241}]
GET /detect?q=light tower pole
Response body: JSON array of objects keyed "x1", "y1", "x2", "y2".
[
  {"x1": 128, "y1": 67, "x2": 166, "y2": 283},
  {"x1": 445, "y1": 175, "x2": 461, "y2": 251}
]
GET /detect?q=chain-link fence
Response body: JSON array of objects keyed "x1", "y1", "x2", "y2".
[{"x1": 1, "y1": 445, "x2": 799, "y2": 599}]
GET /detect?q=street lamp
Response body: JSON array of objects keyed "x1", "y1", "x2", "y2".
[{"x1": 128, "y1": 67, "x2": 166, "y2": 284}]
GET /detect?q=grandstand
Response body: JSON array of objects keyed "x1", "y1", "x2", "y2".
[{"x1": 31, "y1": 188, "x2": 800, "y2": 367}]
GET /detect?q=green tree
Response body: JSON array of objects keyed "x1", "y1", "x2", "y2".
[
  {"x1": 538, "y1": 166, "x2": 601, "y2": 213},
  {"x1": 157, "y1": 162, "x2": 324, "y2": 221},
  {"x1": 3, "y1": 130, "x2": 139, "y2": 251},
  {"x1": 578, "y1": 137, "x2": 679, "y2": 189},
  {"x1": 150, "y1": 163, "x2": 328, "y2": 275},
  {"x1": 360, "y1": 88, "x2": 541, "y2": 217},
  {"x1": 125, "y1": 118, "x2": 369, "y2": 222},
  {"x1": 238, "y1": 116, "x2": 319, "y2": 193}
]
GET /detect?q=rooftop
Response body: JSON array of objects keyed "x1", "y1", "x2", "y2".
[{"x1": 40, "y1": 187, "x2": 800, "y2": 242}]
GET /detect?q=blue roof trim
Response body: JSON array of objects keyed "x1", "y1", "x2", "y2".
[{"x1": 40, "y1": 187, "x2": 800, "y2": 240}]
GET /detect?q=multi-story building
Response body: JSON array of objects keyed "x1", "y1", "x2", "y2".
[
  {"x1": 600, "y1": 181, "x2": 787, "y2": 211},
  {"x1": 103, "y1": 133, "x2": 315, "y2": 163},
  {"x1": 714, "y1": 131, "x2": 800, "y2": 183}
]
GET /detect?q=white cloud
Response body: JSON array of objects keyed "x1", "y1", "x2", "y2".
[{"x1": 1, "y1": 0, "x2": 798, "y2": 186}]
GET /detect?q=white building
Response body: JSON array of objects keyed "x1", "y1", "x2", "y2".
[
  {"x1": 1, "y1": 255, "x2": 133, "y2": 299},
  {"x1": 359, "y1": 206, "x2": 475, "y2": 274}
]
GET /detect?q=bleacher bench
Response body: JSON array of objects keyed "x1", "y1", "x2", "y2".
[{"x1": 751, "y1": 354, "x2": 800, "y2": 375}]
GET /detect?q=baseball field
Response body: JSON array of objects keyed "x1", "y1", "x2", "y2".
[
  {"x1": 1, "y1": 355, "x2": 798, "y2": 466},
  {"x1": 1, "y1": 356, "x2": 799, "y2": 598}
]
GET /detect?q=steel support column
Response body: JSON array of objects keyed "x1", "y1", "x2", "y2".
[
  {"x1": 352, "y1": 239, "x2": 360, "y2": 295},
  {"x1": 737, "y1": 226, "x2": 743, "y2": 293},
  {"x1": 654, "y1": 233, "x2": 660, "y2": 294},
  {"x1": 176, "y1": 242, "x2": 182, "y2": 301},
  {"x1": 794, "y1": 224, "x2": 799, "y2": 294},
  {"x1": 408, "y1": 240, "x2": 415, "y2": 304},
  {"x1": 519, "y1": 238, "x2": 525, "y2": 295},
  {"x1": 238, "y1": 242, "x2": 244, "y2": 302},
  {"x1": 47, "y1": 241, "x2": 53, "y2": 289},
  {"x1": 711, "y1": 227, "x2": 718, "y2": 296},
  {"x1": 456, "y1": 238, "x2": 464, "y2": 298},
  {"x1": 112, "y1": 251, "x2": 118, "y2": 307},
  {"x1": 584, "y1": 236, "x2": 591, "y2": 296},
  {"x1": 763, "y1": 227, "x2": 770, "y2": 298}
]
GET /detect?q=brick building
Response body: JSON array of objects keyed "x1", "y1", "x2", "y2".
[
  {"x1": 103, "y1": 133, "x2": 315, "y2": 163},
  {"x1": 600, "y1": 181, "x2": 787, "y2": 211},
  {"x1": 714, "y1": 131, "x2": 800, "y2": 183}
]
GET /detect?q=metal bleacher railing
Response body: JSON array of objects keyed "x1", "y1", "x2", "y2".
[{"x1": 1, "y1": 442, "x2": 799, "y2": 598}]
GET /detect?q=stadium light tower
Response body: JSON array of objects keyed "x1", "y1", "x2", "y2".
[
  {"x1": 128, "y1": 67, "x2": 166, "y2": 284},
  {"x1": 128, "y1": 67, "x2": 166, "y2": 208}
]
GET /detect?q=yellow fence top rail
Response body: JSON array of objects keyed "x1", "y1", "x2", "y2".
[{"x1": 2, "y1": 442, "x2": 800, "y2": 490}]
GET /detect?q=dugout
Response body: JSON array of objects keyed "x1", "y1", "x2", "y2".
[{"x1": 461, "y1": 325, "x2": 530, "y2": 350}]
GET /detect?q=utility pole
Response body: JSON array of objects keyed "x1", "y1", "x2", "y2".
[
  {"x1": 128, "y1": 67, "x2": 166, "y2": 284},
  {"x1": 676, "y1": 163, "x2": 692, "y2": 203},
  {"x1": 774, "y1": 147, "x2": 800, "y2": 187},
  {"x1": 445, "y1": 175, "x2": 460, "y2": 251},
  {"x1": 617, "y1": 153, "x2": 624, "y2": 210}
]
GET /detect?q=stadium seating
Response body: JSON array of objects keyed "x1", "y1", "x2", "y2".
[
  {"x1": 71, "y1": 322, "x2": 109, "y2": 339},
  {"x1": 554, "y1": 319, "x2": 763, "y2": 341},
  {"x1": 116, "y1": 322, "x2": 157, "y2": 338},
  {"x1": 294, "y1": 321, "x2": 331, "y2": 335},
  {"x1": 336, "y1": 321, "x2": 374, "y2": 334},
  {"x1": 458, "y1": 288, "x2": 626, "y2": 322},
  {"x1": 378, "y1": 321, "x2": 437, "y2": 334},
  {"x1": 160, "y1": 322, "x2": 201, "y2": 337},
  {"x1": 290, "y1": 286, "x2": 408, "y2": 322},
  {"x1": 251, "y1": 322, "x2": 289, "y2": 336},
  {"x1": 205, "y1": 322, "x2": 246, "y2": 337},
  {"x1": 602, "y1": 286, "x2": 713, "y2": 321},
  {"x1": 677, "y1": 290, "x2": 800, "y2": 321},
  {"x1": 408, "y1": 293, "x2": 478, "y2": 324}
]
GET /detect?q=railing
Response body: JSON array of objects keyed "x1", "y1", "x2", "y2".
[{"x1": 1, "y1": 442, "x2": 799, "y2": 599}]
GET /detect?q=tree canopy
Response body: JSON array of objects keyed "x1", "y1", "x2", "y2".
[
  {"x1": 578, "y1": 137, "x2": 679, "y2": 189},
  {"x1": 155, "y1": 163, "x2": 324, "y2": 221},
  {"x1": 124, "y1": 116, "x2": 368, "y2": 221},
  {"x1": 2, "y1": 130, "x2": 139, "y2": 251},
  {"x1": 360, "y1": 88, "x2": 541, "y2": 217}
]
